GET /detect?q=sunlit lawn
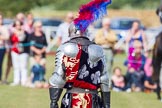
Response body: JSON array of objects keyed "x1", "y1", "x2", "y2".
[{"x1": 0, "y1": 53, "x2": 162, "y2": 108}]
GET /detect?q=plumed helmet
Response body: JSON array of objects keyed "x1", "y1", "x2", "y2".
[
  {"x1": 69, "y1": 0, "x2": 112, "y2": 37},
  {"x1": 68, "y1": 23, "x2": 88, "y2": 37}
]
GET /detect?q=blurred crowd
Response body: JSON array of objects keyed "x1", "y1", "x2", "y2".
[
  {"x1": 0, "y1": 13, "x2": 48, "y2": 88},
  {"x1": 94, "y1": 17, "x2": 157, "y2": 93},
  {"x1": 0, "y1": 11, "x2": 161, "y2": 93}
]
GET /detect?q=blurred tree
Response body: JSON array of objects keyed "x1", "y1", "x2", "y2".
[
  {"x1": 52, "y1": 0, "x2": 87, "y2": 10},
  {"x1": 109, "y1": 0, "x2": 126, "y2": 9},
  {"x1": 110, "y1": 0, "x2": 159, "y2": 9},
  {"x1": 0, "y1": 0, "x2": 160, "y2": 17},
  {"x1": 0, "y1": 0, "x2": 52, "y2": 16}
]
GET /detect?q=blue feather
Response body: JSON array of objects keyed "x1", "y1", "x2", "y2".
[{"x1": 74, "y1": 0, "x2": 112, "y2": 32}]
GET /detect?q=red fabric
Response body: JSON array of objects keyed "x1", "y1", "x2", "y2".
[
  {"x1": 11, "y1": 33, "x2": 19, "y2": 53},
  {"x1": 63, "y1": 44, "x2": 82, "y2": 83},
  {"x1": 72, "y1": 93, "x2": 92, "y2": 108},
  {"x1": 73, "y1": 80, "x2": 97, "y2": 90},
  {"x1": 63, "y1": 44, "x2": 98, "y2": 90}
]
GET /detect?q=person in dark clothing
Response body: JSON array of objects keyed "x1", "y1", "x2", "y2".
[
  {"x1": 0, "y1": 14, "x2": 9, "y2": 82},
  {"x1": 28, "y1": 21, "x2": 47, "y2": 66},
  {"x1": 144, "y1": 76, "x2": 157, "y2": 92}
]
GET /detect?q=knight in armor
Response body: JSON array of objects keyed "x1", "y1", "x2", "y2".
[
  {"x1": 49, "y1": 0, "x2": 112, "y2": 107},
  {"x1": 49, "y1": 22, "x2": 110, "y2": 108}
]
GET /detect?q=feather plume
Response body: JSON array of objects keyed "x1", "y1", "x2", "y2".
[{"x1": 74, "y1": 0, "x2": 112, "y2": 32}]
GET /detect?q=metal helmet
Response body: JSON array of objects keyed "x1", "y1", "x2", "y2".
[{"x1": 68, "y1": 23, "x2": 87, "y2": 37}]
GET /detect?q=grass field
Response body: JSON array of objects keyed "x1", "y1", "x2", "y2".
[{"x1": 0, "y1": 54, "x2": 162, "y2": 108}]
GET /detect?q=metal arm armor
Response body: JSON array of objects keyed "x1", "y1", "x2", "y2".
[
  {"x1": 100, "y1": 55, "x2": 110, "y2": 92},
  {"x1": 88, "y1": 44, "x2": 110, "y2": 92},
  {"x1": 49, "y1": 45, "x2": 66, "y2": 88}
]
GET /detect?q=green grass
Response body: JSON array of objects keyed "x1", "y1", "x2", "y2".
[
  {"x1": 0, "y1": 85, "x2": 49, "y2": 108},
  {"x1": 0, "y1": 86, "x2": 162, "y2": 108},
  {"x1": 0, "y1": 53, "x2": 162, "y2": 108}
]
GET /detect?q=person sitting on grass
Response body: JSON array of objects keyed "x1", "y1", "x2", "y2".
[
  {"x1": 125, "y1": 40, "x2": 146, "y2": 92},
  {"x1": 30, "y1": 55, "x2": 49, "y2": 88},
  {"x1": 112, "y1": 67, "x2": 131, "y2": 92},
  {"x1": 144, "y1": 50, "x2": 157, "y2": 93}
]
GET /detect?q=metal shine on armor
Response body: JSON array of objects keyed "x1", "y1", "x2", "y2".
[{"x1": 49, "y1": 0, "x2": 112, "y2": 107}]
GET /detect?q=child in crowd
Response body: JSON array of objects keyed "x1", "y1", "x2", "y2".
[
  {"x1": 30, "y1": 55, "x2": 49, "y2": 88},
  {"x1": 125, "y1": 40, "x2": 146, "y2": 92},
  {"x1": 144, "y1": 50, "x2": 157, "y2": 93},
  {"x1": 112, "y1": 67, "x2": 130, "y2": 92}
]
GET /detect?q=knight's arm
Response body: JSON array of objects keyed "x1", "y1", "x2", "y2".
[
  {"x1": 49, "y1": 45, "x2": 66, "y2": 108},
  {"x1": 89, "y1": 44, "x2": 111, "y2": 108},
  {"x1": 100, "y1": 55, "x2": 111, "y2": 108}
]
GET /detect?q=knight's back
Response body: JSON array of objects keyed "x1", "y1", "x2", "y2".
[{"x1": 61, "y1": 37, "x2": 104, "y2": 90}]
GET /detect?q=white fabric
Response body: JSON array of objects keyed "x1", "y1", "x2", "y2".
[
  {"x1": 11, "y1": 52, "x2": 28, "y2": 85},
  {"x1": 0, "y1": 26, "x2": 9, "y2": 48},
  {"x1": 56, "y1": 22, "x2": 70, "y2": 43}
]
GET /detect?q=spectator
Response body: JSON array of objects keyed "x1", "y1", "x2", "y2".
[
  {"x1": 16, "y1": 12, "x2": 25, "y2": 24},
  {"x1": 2, "y1": 15, "x2": 15, "y2": 84},
  {"x1": 87, "y1": 24, "x2": 96, "y2": 41},
  {"x1": 56, "y1": 12, "x2": 74, "y2": 45},
  {"x1": 10, "y1": 20, "x2": 29, "y2": 86},
  {"x1": 0, "y1": 14, "x2": 10, "y2": 82},
  {"x1": 112, "y1": 67, "x2": 130, "y2": 92},
  {"x1": 144, "y1": 50, "x2": 157, "y2": 92},
  {"x1": 144, "y1": 76, "x2": 157, "y2": 93},
  {"x1": 28, "y1": 21, "x2": 47, "y2": 67},
  {"x1": 2, "y1": 32, "x2": 12, "y2": 84},
  {"x1": 125, "y1": 20, "x2": 147, "y2": 53},
  {"x1": 24, "y1": 13, "x2": 34, "y2": 35},
  {"x1": 31, "y1": 55, "x2": 48, "y2": 88},
  {"x1": 9, "y1": 13, "x2": 26, "y2": 34},
  {"x1": 125, "y1": 40, "x2": 146, "y2": 92},
  {"x1": 95, "y1": 18, "x2": 117, "y2": 75},
  {"x1": 27, "y1": 21, "x2": 48, "y2": 87}
]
